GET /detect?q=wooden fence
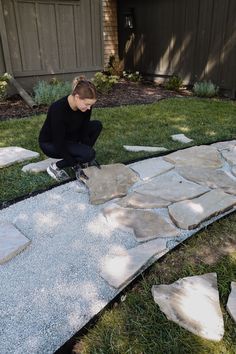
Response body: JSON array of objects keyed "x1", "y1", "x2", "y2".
[{"x1": 118, "y1": 0, "x2": 236, "y2": 94}]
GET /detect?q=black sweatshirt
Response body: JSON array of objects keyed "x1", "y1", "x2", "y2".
[{"x1": 39, "y1": 96, "x2": 91, "y2": 166}]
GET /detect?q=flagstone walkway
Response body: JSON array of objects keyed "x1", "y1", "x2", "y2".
[{"x1": 0, "y1": 140, "x2": 236, "y2": 353}]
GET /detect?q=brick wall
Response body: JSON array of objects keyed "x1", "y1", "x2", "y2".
[{"x1": 103, "y1": 0, "x2": 119, "y2": 68}]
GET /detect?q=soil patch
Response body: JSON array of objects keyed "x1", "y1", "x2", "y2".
[{"x1": 0, "y1": 81, "x2": 192, "y2": 121}]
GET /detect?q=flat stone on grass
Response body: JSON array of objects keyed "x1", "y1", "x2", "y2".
[
  {"x1": 101, "y1": 237, "x2": 168, "y2": 288},
  {"x1": 227, "y1": 281, "x2": 236, "y2": 323},
  {"x1": 22, "y1": 158, "x2": 60, "y2": 173},
  {"x1": 152, "y1": 273, "x2": 224, "y2": 341},
  {"x1": 103, "y1": 205, "x2": 180, "y2": 242},
  {"x1": 129, "y1": 157, "x2": 174, "y2": 180},
  {"x1": 171, "y1": 134, "x2": 193, "y2": 143},
  {"x1": 0, "y1": 222, "x2": 31, "y2": 264},
  {"x1": 168, "y1": 189, "x2": 236, "y2": 229},
  {"x1": 0, "y1": 146, "x2": 39, "y2": 168},
  {"x1": 123, "y1": 145, "x2": 167, "y2": 152}
]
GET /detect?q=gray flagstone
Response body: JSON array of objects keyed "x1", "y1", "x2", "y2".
[
  {"x1": 22, "y1": 158, "x2": 60, "y2": 173},
  {"x1": 134, "y1": 171, "x2": 209, "y2": 202},
  {"x1": 227, "y1": 282, "x2": 236, "y2": 323},
  {"x1": 103, "y1": 205, "x2": 180, "y2": 242},
  {"x1": 164, "y1": 145, "x2": 223, "y2": 168},
  {"x1": 129, "y1": 157, "x2": 174, "y2": 180},
  {"x1": 152, "y1": 273, "x2": 224, "y2": 341},
  {"x1": 211, "y1": 140, "x2": 236, "y2": 151},
  {"x1": 221, "y1": 148, "x2": 236, "y2": 166},
  {"x1": 0, "y1": 146, "x2": 39, "y2": 168},
  {"x1": 168, "y1": 189, "x2": 236, "y2": 229},
  {"x1": 100, "y1": 238, "x2": 168, "y2": 288},
  {"x1": 171, "y1": 134, "x2": 193, "y2": 143},
  {"x1": 123, "y1": 145, "x2": 167, "y2": 152},
  {"x1": 0, "y1": 222, "x2": 31, "y2": 264}
]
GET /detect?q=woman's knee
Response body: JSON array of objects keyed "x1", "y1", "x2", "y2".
[{"x1": 91, "y1": 120, "x2": 103, "y2": 133}]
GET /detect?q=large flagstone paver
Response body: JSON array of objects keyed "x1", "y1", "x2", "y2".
[
  {"x1": 177, "y1": 166, "x2": 236, "y2": 195},
  {"x1": 227, "y1": 282, "x2": 236, "y2": 323},
  {"x1": 168, "y1": 189, "x2": 236, "y2": 229},
  {"x1": 0, "y1": 222, "x2": 31, "y2": 264},
  {"x1": 211, "y1": 140, "x2": 236, "y2": 151},
  {"x1": 103, "y1": 205, "x2": 180, "y2": 242},
  {"x1": 164, "y1": 145, "x2": 223, "y2": 168},
  {"x1": 0, "y1": 146, "x2": 39, "y2": 168},
  {"x1": 22, "y1": 158, "x2": 60, "y2": 173},
  {"x1": 232, "y1": 166, "x2": 236, "y2": 177},
  {"x1": 221, "y1": 148, "x2": 236, "y2": 166},
  {"x1": 123, "y1": 145, "x2": 167, "y2": 152},
  {"x1": 134, "y1": 171, "x2": 209, "y2": 202},
  {"x1": 100, "y1": 238, "x2": 168, "y2": 288},
  {"x1": 117, "y1": 191, "x2": 171, "y2": 208},
  {"x1": 129, "y1": 157, "x2": 174, "y2": 180},
  {"x1": 83, "y1": 164, "x2": 139, "y2": 204},
  {"x1": 152, "y1": 273, "x2": 224, "y2": 341}
]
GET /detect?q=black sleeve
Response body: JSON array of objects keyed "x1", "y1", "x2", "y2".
[
  {"x1": 79, "y1": 109, "x2": 92, "y2": 145},
  {"x1": 49, "y1": 105, "x2": 77, "y2": 166}
]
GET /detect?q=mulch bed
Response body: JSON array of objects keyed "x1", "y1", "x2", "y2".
[{"x1": 0, "y1": 81, "x2": 192, "y2": 121}]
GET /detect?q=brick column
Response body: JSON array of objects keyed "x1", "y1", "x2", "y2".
[{"x1": 103, "y1": 0, "x2": 119, "y2": 68}]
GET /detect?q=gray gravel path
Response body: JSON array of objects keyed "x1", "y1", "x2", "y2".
[{"x1": 0, "y1": 182, "x2": 137, "y2": 354}]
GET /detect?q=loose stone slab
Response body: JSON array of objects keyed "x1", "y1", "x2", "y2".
[
  {"x1": 152, "y1": 273, "x2": 224, "y2": 341},
  {"x1": 0, "y1": 222, "x2": 31, "y2": 264},
  {"x1": 171, "y1": 134, "x2": 193, "y2": 143},
  {"x1": 103, "y1": 205, "x2": 180, "y2": 242},
  {"x1": 123, "y1": 145, "x2": 167, "y2": 152},
  {"x1": 22, "y1": 158, "x2": 60, "y2": 173},
  {"x1": 164, "y1": 145, "x2": 223, "y2": 168},
  {"x1": 227, "y1": 282, "x2": 236, "y2": 323},
  {"x1": 83, "y1": 164, "x2": 139, "y2": 204},
  {"x1": 221, "y1": 148, "x2": 236, "y2": 166},
  {"x1": 117, "y1": 191, "x2": 171, "y2": 209},
  {"x1": 0, "y1": 146, "x2": 39, "y2": 168},
  {"x1": 134, "y1": 171, "x2": 209, "y2": 203},
  {"x1": 129, "y1": 157, "x2": 174, "y2": 180},
  {"x1": 101, "y1": 237, "x2": 168, "y2": 288},
  {"x1": 168, "y1": 189, "x2": 236, "y2": 229},
  {"x1": 177, "y1": 166, "x2": 236, "y2": 195}
]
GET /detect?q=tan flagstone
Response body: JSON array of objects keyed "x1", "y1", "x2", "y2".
[
  {"x1": 177, "y1": 166, "x2": 236, "y2": 195},
  {"x1": 152, "y1": 273, "x2": 224, "y2": 341},
  {"x1": 129, "y1": 157, "x2": 174, "y2": 180},
  {"x1": 221, "y1": 148, "x2": 236, "y2": 166},
  {"x1": 83, "y1": 164, "x2": 139, "y2": 204},
  {"x1": 103, "y1": 205, "x2": 180, "y2": 242},
  {"x1": 117, "y1": 191, "x2": 171, "y2": 208},
  {"x1": 101, "y1": 238, "x2": 168, "y2": 288},
  {"x1": 168, "y1": 189, "x2": 236, "y2": 229},
  {"x1": 211, "y1": 140, "x2": 236, "y2": 151},
  {"x1": 163, "y1": 145, "x2": 223, "y2": 168}
]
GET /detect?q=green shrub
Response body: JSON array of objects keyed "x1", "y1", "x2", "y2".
[
  {"x1": 0, "y1": 73, "x2": 10, "y2": 101},
  {"x1": 92, "y1": 72, "x2": 119, "y2": 94},
  {"x1": 123, "y1": 70, "x2": 142, "y2": 82},
  {"x1": 164, "y1": 75, "x2": 183, "y2": 91},
  {"x1": 193, "y1": 80, "x2": 219, "y2": 98},
  {"x1": 33, "y1": 79, "x2": 71, "y2": 105}
]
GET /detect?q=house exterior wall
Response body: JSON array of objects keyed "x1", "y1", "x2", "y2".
[
  {"x1": 103, "y1": 0, "x2": 119, "y2": 67},
  {"x1": 118, "y1": 0, "x2": 236, "y2": 94}
]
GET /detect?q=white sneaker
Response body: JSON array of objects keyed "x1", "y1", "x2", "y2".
[{"x1": 47, "y1": 163, "x2": 70, "y2": 182}]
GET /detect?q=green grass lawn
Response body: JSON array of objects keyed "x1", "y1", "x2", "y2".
[
  {"x1": 1, "y1": 97, "x2": 236, "y2": 204},
  {"x1": 1, "y1": 97, "x2": 236, "y2": 353}
]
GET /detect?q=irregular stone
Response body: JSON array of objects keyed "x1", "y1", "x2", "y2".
[
  {"x1": 83, "y1": 164, "x2": 139, "y2": 204},
  {"x1": 177, "y1": 166, "x2": 236, "y2": 195},
  {"x1": 152, "y1": 273, "x2": 224, "y2": 341},
  {"x1": 101, "y1": 238, "x2": 168, "y2": 288},
  {"x1": 129, "y1": 157, "x2": 174, "y2": 180},
  {"x1": 103, "y1": 205, "x2": 180, "y2": 242},
  {"x1": 0, "y1": 146, "x2": 39, "y2": 168},
  {"x1": 221, "y1": 148, "x2": 236, "y2": 166},
  {"x1": 227, "y1": 282, "x2": 236, "y2": 323},
  {"x1": 164, "y1": 145, "x2": 223, "y2": 168},
  {"x1": 0, "y1": 222, "x2": 31, "y2": 264},
  {"x1": 232, "y1": 166, "x2": 236, "y2": 177},
  {"x1": 22, "y1": 158, "x2": 60, "y2": 173},
  {"x1": 117, "y1": 192, "x2": 171, "y2": 209},
  {"x1": 171, "y1": 134, "x2": 193, "y2": 143},
  {"x1": 168, "y1": 189, "x2": 236, "y2": 229},
  {"x1": 134, "y1": 171, "x2": 209, "y2": 202},
  {"x1": 211, "y1": 140, "x2": 236, "y2": 151},
  {"x1": 123, "y1": 145, "x2": 167, "y2": 152}
]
